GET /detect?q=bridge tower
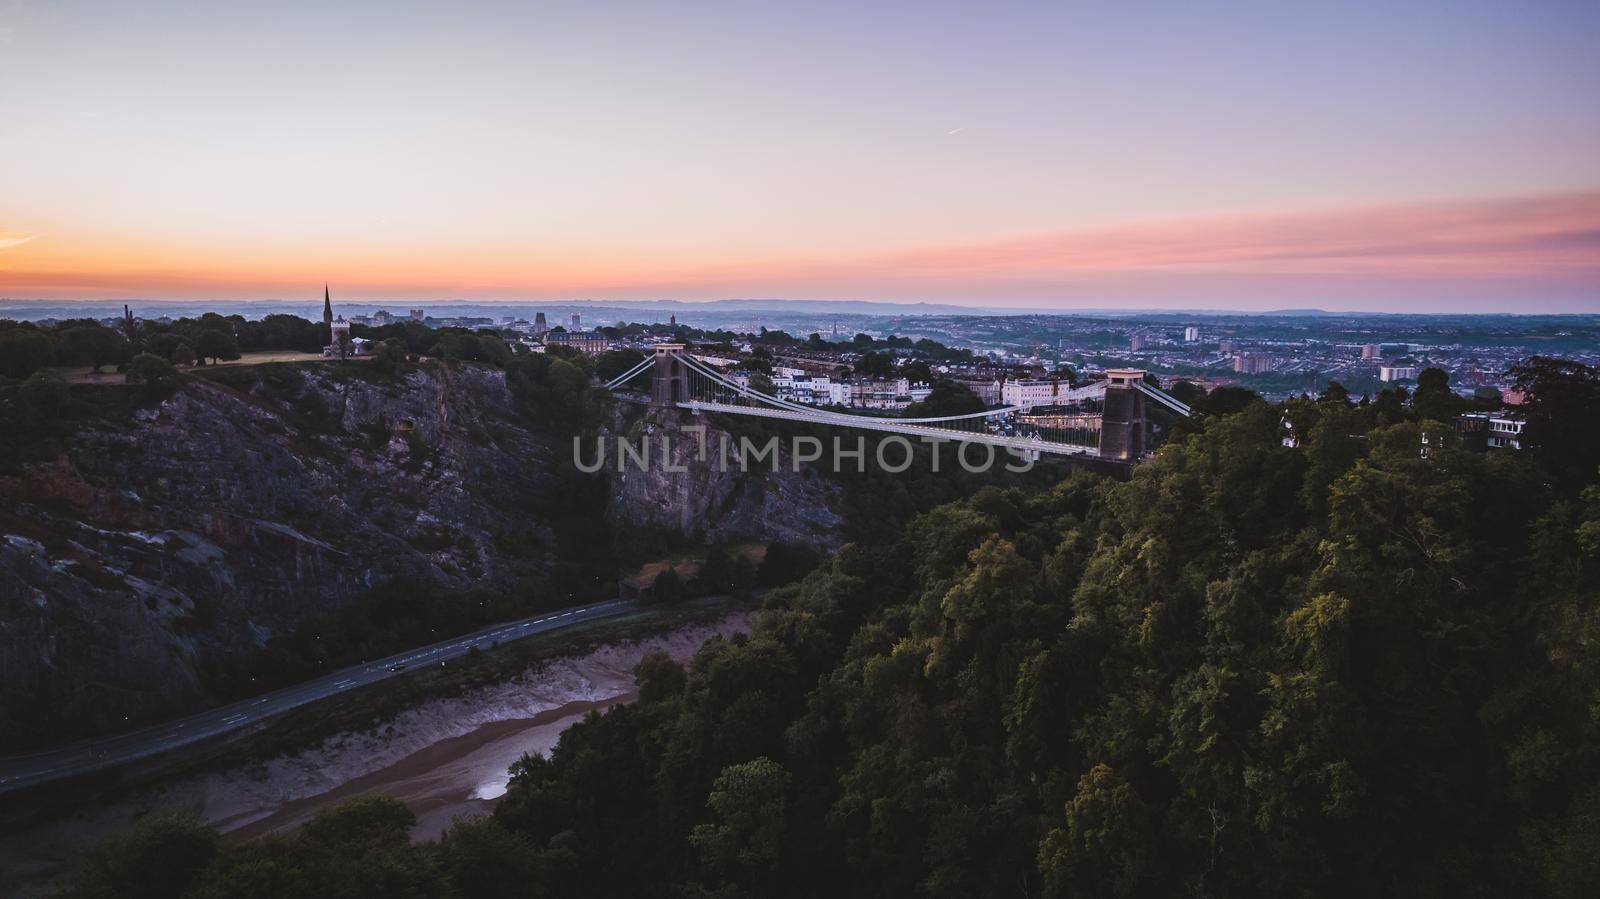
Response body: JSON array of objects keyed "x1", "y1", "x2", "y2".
[
  {"x1": 1097, "y1": 369, "x2": 1147, "y2": 460},
  {"x1": 651, "y1": 344, "x2": 691, "y2": 407}
]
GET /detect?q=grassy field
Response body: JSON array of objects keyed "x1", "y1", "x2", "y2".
[{"x1": 56, "y1": 350, "x2": 339, "y2": 385}]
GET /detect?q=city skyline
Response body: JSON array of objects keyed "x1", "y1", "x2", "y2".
[{"x1": 2, "y1": 1, "x2": 1598, "y2": 311}]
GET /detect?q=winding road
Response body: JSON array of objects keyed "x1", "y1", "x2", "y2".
[{"x1": 0, "y1": 598, "x2": 634, "y2": 795}]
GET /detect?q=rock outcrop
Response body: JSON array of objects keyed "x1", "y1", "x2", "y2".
[
  {"x1": 605, "y1": 406, "x2": 844, "y2": 549},
  {"x1": 0, "y1": 364, "x2": 844, "y2": 751}
]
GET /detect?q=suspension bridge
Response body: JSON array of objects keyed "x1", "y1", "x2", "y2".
[{"x1": 603, "y1": 345, "x2": 1191, "y2": 461}]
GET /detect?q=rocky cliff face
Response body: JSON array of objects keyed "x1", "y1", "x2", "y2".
[
  {"x1": 0, "y1": 364, "x2": 843, "y2": 752},
  {"x1": 605, "y1": 406, "x2": 845, "y2": 549},
  {"x1": 0, "y1": 364, "x2": 570, "y2": 749}
]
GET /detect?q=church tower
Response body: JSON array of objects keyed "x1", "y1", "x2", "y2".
[{"x1": 322, "y1": 284, "x2": 333, "y2": 328}]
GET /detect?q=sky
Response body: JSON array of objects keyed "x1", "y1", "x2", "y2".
[{"x1": 1, "y1": 0, "x2": 1597, "y2": 312}]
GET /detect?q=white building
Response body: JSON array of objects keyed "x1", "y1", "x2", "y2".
[
  {"x1": 1184, "y1": 327, "x2": 1199, "y2": 342},
  {"x1": 729, "y1": 371, "x2": 930, "y2": 409},
  {"x1": 1488, "y1": 414, "x2": 1524, "y2": 449},
  {"x1": 1002, "y1": 379, "x2": 1077, "y2": 411},
  {"x1": 1380, "y1": 365, "x2": 1419, "y2": 382},
  {"x1": 770, "y1": 373, "x2": 837, "y2": 405}
]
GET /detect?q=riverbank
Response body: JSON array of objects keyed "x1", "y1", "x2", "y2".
[{"x1": 0, "y1": 609, "x2": 751, "y2": 895}]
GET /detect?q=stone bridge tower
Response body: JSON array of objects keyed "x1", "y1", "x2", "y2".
[
  {"x1": 1097, "y1": 368, "x2": 1147, "y2": 461},
  {"x1": 651, "y1": 344, "x2": 690, "y2": 407}
]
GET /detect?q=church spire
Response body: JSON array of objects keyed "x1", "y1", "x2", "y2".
[{"x1": 322, "y1": 284, "x2": 332, "y2": 326}]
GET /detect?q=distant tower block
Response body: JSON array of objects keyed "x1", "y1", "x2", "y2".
[
  {"x1": 651, "y1": 344, "x2": 690, "y2": 407},
  {"x1": 1185, "y1": 326, "x2": 1199, "y2": 342},
  {"x1": 1362, "y1": 344, "x2": 1380, "y2": 360},
  {"x1": 534, "y1": 312, "x2": 548, "y2": 333},
  {"x1": 1097, "y1": 369, "x2": 1147, "y2": 461},
  {"x1": 570, "y1": 312, "x2": 581, "y2": 330}
]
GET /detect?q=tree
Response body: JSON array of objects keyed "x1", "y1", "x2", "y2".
[
  {"x1": 195, "y1": 329, "x2": 241, "y2": 365},
  {"x1": 634, "y1": 650, "x2": 688, "y2": 703},
  {"x1": 1169, "y1": 379, "x2": 1206, "y2": 407},
  {"x1": 300, "y1": 793, "x2": 416, "y2": 849},
  {"x1": 1318, "y1": 380, "x2": 1352, "y2": 406},
  {"x1": 697, "y1": 546, "x2": 733, "y2": 595},
  {"x1": 0, "y1": 327, "x2": 56, "y2": 378},
  {"x1": 1371, "y1": 385, "x2": 1408, "y2": 425},
  {"x1": 297, "y1": 794, "x2": 445, "y2": 898},
  {"x1": 1509, "y1": 357, "x2": 1600, "y2": 490},
  {"x1": 901, "y1": 360, "x2": 933, "y2": 383},
  {"x1": 186, "y1": 837, "x2": 317, "y2": 899},
  {"x1": 57, "y1": 324, "x2": 123, "y2": 372},
  {"x1": 435, "y1": 816, "x2": 542, "y2": 899},
  {"x1": 904, "y1": 379, "x2": 986, "y2": 417},
  {"x1": 369, "y1": 338, "x2": 409, "y2": 373},
  {"x1": 1411, "y1": 367, "x2": 1461, "y2": 423},
  {"x1": 1038, "y1": 765, "x2": 1161, "y2": 899},
  {"x1": 594, "y1": 348, "x2": 646, "y2": 384},
  {"x1": 689, "y1": 757, "x2": 792, "y2": 890},
  {"x1": 62, "y1": 811, "x2": 219, "y2": 899},
  {"x1": 651, "y1": 567, "x2": 685, "y2": 605},
  {"x1": 17, "y1": 369, "x2": 68, "y2": 424},
  {"x1": 853, "y1": 350, "x2": 893, "y2": 378},
  {"x1": 1197, "y1": 385, "x2": 1260, "y2": 416},
  {"x1": 730, "y1": 554, "x2": 757, "y2": 599},
  {"x1": 126, "y1": 353, "x2": 179, "y2": 395}
]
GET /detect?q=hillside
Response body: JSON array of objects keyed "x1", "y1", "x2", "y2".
[
  {"x1": 0, "y1": 361, "x2": 843, "y2": 751},
  {"x1": 52, "y1": 389, "x2": 1600, "y2": 897}
]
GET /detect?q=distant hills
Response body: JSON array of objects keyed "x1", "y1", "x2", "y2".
[{"x1": 2, "y1": 297, "x2": 1595, "y2": 323}]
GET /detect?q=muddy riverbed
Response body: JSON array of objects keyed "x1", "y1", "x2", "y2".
[{"x1": 0, "y1": 614, "x2": 750, "y2": 893}]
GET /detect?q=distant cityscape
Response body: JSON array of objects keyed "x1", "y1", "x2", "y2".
[{"x1": 9, "y1": 298, "x2": 1595, "y2": 405}]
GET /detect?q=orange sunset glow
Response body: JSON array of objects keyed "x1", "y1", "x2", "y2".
[{"x1": 2, "y1": 1, "x2": 1597, "y2": 311}]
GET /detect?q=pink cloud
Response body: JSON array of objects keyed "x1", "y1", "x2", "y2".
[
  {"x1": 610, "y1": 190, "x2": 1599, "y2": 309},
  {"x1": 866, "y1": 191, "x2": 1600, "y2": 277}
]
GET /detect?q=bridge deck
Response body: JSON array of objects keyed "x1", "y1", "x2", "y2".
[{"x1": 678, "y1": 401, "x2": 1100, "y2": 456}]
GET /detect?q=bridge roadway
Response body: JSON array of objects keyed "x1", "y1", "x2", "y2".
[
  {"x1": 0, "y1": 598, "x2": 633, "y2": 796},
  {"x1": 679, "y1": 401, "x2": 1100, "y2": 456}
]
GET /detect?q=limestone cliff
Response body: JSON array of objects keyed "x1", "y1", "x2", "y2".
[
  {"x1": 0, "y1": 364, "x2": 843, "y2": 751},
  {"x1": 605, "y1": 406, "x2": 844, "y2": 550}
]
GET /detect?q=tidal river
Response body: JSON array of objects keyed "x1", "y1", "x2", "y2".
[{"x1": 0, "y1": 614, "x2": 750, "y2": 893}]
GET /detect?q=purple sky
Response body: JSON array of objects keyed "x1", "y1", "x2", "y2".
[{"x1": 1, "y1": 1, "x2": 1596, "y2": 311}]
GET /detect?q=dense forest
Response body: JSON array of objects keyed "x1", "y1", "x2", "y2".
[{"x1": 59, "y1": 358, "x2": 1600, "y2": 897}]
